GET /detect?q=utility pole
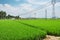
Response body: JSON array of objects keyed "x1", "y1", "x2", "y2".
[
  {"x1": 51, "y1": 0, "x2": 56, "y2": 18},
  {"x1": 45, "y1": 9, "x2": 47, "y2": 19},
  {"x1": 34, "y1": 13, "x2": 36, "y2": 18},
  {"x1": 29, "y1": 13, "x2": 31, "y2": 19}
]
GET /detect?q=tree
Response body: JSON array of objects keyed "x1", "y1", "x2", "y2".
[
  {"x1": 0, "y1": 11, "x2": 6, "y2": 19},
  {"x1": 15, "y1": 16, "x2": 19, "y2": 19}
]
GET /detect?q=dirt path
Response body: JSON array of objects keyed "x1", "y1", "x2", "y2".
[{"x1": 43, "y1": 35, "x2": 60, "y2": 40}]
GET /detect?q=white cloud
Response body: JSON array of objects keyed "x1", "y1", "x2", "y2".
[
  {"x1": 56, "y1": 2, "x2": 60, "y2": 6},
  {"x1": 0, "y1": 4, "x2": 35, "y2": 18},
  {"x1": 0, "y1": 0, "x2": 60, "y2": 18},
  {"x1": 27, "y1": 0, "x2": 51, "y2": 5},
  {"x1": 19, "y1": 3, "x2": 34, "y2": 13},
  {"x1": 0, "y1": 4, "x2": 18, "y2": 16}
]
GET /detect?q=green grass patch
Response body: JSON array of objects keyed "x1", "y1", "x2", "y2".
[
  {"x1": 0, "y1": 20, "x2": 46, "y2": 40},
  {"x1": 19, "y1": 19, "x2": 60, "y2": 36}
]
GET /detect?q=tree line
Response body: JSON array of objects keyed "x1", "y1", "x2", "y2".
[{"x1": 0, "y1": 11, "x2": 20, "y2": 19}]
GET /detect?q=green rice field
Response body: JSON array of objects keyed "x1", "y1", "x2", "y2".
[
  {"x1": 19, "y1": 19, "x2": 60, "y2": 36},
  {"x1": 0, "y1": 19, "x2": 60, "y2": 40}
]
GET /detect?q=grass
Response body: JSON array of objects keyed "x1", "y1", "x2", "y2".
[
  {"x1": 19, "y1": 19, "x2": 60, "y2": 36},
  {"x1": 0, "y1": 20, "x2": 46, "y2": 40},
  {"x1": 0, "y1": 19, "x2": 60, "y2": 40}
]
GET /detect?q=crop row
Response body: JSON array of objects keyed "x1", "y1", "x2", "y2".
[
  {"x1": 0, "y1": 20, "x2": 46, "y2": 40},
  {"x1": 19, "y1": 19, "x2": 60, "y2": 36}
]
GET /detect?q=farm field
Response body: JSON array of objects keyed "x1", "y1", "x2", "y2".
[
  {"x1": 19, "y1": 19, "x2": 60, "y2": 36},
  {"x1": 0, "y1": 0, "x2": 60, "y2": 40},
  {"x1": 0, "y1": 19, "x2": 60, "y2": 40},
  {"x1": 0, "y1": 20, "x2": 46, "y2": 40}
]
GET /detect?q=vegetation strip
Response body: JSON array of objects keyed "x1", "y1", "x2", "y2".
[
  {"x1": 19, "y1": 19, "x2": 60, "y2": 36},
  {"x1": 0, "y1": 20, "x2": 46, "y2": 40}
]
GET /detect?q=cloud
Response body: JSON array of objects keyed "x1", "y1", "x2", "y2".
[
  {"x1": 27, "y1": 0, "x2": 51, "y2": 5},
  {"x1": 0, "y1": 0, "x2": 60, "y2": 18},
  {"x1": 56, "y1": 2, "x2": 60, "y2": 6},
  {"x1": 0, "y1": 3, "x2": 35, "y2": 18},
  {"x1": 56, "y1": 0, "x2": 60, "y2": 2},
  {"x1": 0, "y1": 4, "x2": 18, "y2": 16},
  {"x1": 26, "y1": 0, "x2": 52, "y2": 10},
  {"x1": 19, "y1": 3, "x2": 34, "y2": 13}
]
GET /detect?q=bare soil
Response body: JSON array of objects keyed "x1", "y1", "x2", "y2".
[{"x1": 43, "y1": 35, "x2": 60, "y2": 40}]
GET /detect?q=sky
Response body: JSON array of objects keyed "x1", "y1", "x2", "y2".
[{"x1": 0, "y1": 0, "x2": 60, "y2": 18}]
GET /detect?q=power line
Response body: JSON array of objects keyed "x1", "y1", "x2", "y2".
[
  {"x1": 51, "y1": 0, "x2": 56, "y2": 18},
  {"x1": 20, "y1": 0, "x2": 58, "y2": 18},
  {"x1": 45, "y1": 9, "x2": 47, "y2": 19},
  {"x1": 20, "y1": 1, "x2": 51, "y2": 16}
]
